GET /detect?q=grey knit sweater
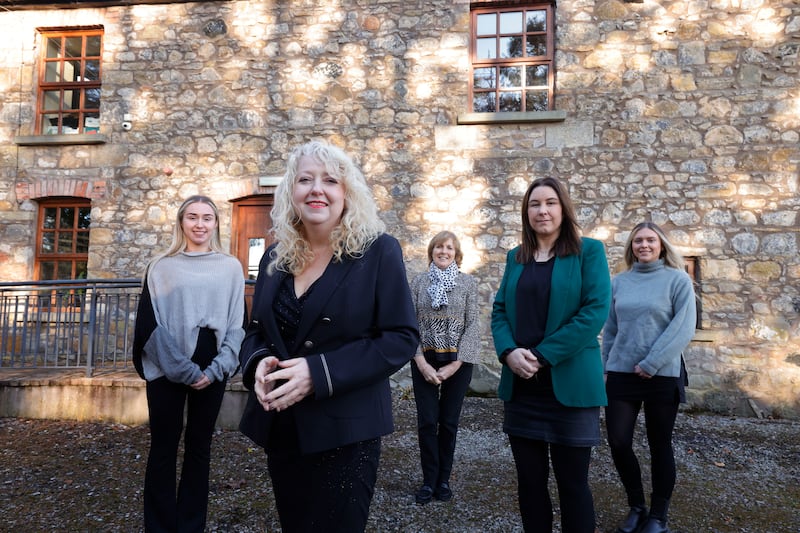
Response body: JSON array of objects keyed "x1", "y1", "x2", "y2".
[
  {"x1": 602, "y1": 260, "x2": 696, "y2": 378},
  {"x1": 142, "y1": 251, "x2": 245, "y2": 384},
  {"x1": 410, "y1": 270, "x2": 482, "y2": 364}
]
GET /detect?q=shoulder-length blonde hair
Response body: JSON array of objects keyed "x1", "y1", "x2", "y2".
[
  {"x1": 268, "y1": 140, "x2": 385, "y2": 274},
  {"x1": 517, "y1": 176, "x2": 582, "y2": 264},
  {"x1": 623, "y1": 221, "x2": 685, "y2": 270},
  {"x1": 427, "y1": 230, "x2": 463, "y2": 267},
  {"x1": 144, "y1": 195, "x2": 226, "y2": 280}
]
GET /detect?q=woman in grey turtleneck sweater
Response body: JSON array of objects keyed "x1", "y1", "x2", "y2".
[
  {"x1": 602, "y1": 222, "x2": 696, "y2": 533},
  {"x1": 133, "y1": 195, "x2": 245, "y2": 532}
]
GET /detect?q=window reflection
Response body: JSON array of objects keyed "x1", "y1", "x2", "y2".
[
  {"x1": 500, "y1": 36, "x2": 523, "y2": 58},
  {"x1": 474, "y1": 67, "x2": 496, "y2": 89},
  {"x1": 499, "y1": 92, "x2": 522, "y2": 112},
  {"x1": 499, "y1": 11, "x2": 522, "y2": 33},
  {"x1": 526, "y1": 65, "x2": 548, "y2": 87},
  {"x1": 248, "y1": 238, "x2": 265, "y2": 280},
  {"x1": 477, "y1": 37, "x2": 496, "y2": 59},
  {"x1": 526, "y1": 11, "x2": 546, "y2": 32},
  {"x1": 500, "y1": 66, "x2": 521, "y2": 88},
  {"x1": 476, "y1": 13, "x2": 496, "y2": 35},
  {"x1": 473, "y1": 93, "x2": 496, "y2": 113}
]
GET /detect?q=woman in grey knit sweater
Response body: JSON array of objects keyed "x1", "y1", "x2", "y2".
[
  {"x1": 133, "y1": 195, "x2": 245, "y2": 532},
  {"x1": 409, "y1": 231, "x2": 481, "y2": 505},
  {"x1": 602, "y1": 222, "x2": 696, "y2": 533}
]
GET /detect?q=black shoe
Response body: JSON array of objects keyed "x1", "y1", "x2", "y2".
[
  {"x1": 434, "y1": 481, "x2": 452, "y2": 502},
  {"x1": 616, "y1": 505, "x2": 648, "y2": 533},
  {"x1": 639, "y1": 517, "x2": 669, "y2": 533},
  {"x1": 415, "y1": 484, "x2": 433, "y2": 505}
]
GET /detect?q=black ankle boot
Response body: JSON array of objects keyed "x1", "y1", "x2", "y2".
[
  {"x1": 616, "y1": 505, "x2": 648, "y2": 533},
  {"x1": 639, "y1": 517, "x2": 669, "y2": 533}
]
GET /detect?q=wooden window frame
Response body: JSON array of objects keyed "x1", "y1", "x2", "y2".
[
  {"x1": 35, "y1": 198, "x2": 91, "y2": 281},
  {"x1": 684, "y1": 256, "x2": 703, "y2": 330},
  {"x1": 36, "y1": 27, "x2": 103, "y2": 136},
  {"x1": 469, "y1": 3, "x2": 555, "y2": 114}
]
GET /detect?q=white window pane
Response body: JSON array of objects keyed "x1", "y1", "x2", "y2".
[{"x1": 476, "y1": 13, "x2": 496, "y2": 36}]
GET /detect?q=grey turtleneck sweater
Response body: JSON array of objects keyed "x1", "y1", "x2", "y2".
[
  {"x1": 602, "y1": 259, "x2": 696, "y2": 378},
  {"x1": 142, "y1": 251, "x2": 245, "y2": 384}
]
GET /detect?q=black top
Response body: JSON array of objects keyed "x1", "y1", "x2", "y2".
[{"x1": 513, "y1": 257, "x2": 555, "y2": 396}]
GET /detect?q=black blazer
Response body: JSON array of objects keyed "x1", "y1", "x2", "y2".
[{"x1": 238, "y1": 233, "x2": 419, "y2": 454}]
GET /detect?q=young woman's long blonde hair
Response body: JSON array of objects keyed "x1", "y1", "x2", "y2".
[
  {"x1": 268, "y1": 141, "x2": 385, "y2": 275},
  {"x1": 623, "y1": 221, "x2": 685, "y2": 270},
  {"x1": 144, "y1": 195, "x2": 226, "y2": 281}
]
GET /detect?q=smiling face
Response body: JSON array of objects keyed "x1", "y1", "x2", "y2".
[
  {"x1": 631, "y1": 227, "x2": 663, "y2": 263},
  {"x1": 291, "y1": 155, "x2": 346, "y2": 235},
  {"x1": 432, "y1": 238, "x2": 456, "y2": 270},
  {"x1": 527, "y1": 185, "x2": 563, "y2": 239},
  {"x1": 180, "y1": 201, "x2": 217, "y2": 252}
]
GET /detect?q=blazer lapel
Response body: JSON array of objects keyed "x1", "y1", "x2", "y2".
[
  {"x1": 546, "y1": 253, "x2": 576, "y2": 335},
  {"x1": 292, "y1": 257, "x2": 356, "y2": 353}
]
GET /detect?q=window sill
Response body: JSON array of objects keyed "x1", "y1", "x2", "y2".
[
  {"x1": 692, "y1": 329, "x2": 719, "y2": 343},
  {"x1": 457, "y1": 110, "x2": 567, "y2": 125},
  {"x1": 15, "y1": 134, "x2": 108, "y2": 146}
]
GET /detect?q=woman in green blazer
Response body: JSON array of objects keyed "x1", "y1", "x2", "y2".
[{"x1": 491, "y1": 176, "x2": 611, "y2": 533}]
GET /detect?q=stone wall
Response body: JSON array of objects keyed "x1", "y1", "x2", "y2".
[{"x1": 0, "y1": 0, "x2": 798, "y2": 417}]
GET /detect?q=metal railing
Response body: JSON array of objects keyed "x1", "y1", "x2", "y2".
[{"x1": 0, "y1": 279, "x2": 142, "y2": 376}]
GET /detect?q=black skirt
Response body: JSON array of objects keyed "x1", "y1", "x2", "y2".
[{"x1": 503, "y1": 378, "x2": 600, "y2": 447}]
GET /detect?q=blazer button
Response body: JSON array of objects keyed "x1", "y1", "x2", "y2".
[
  {"x1": 321, "y1": 317, "x2": 332, "y2": 324},
  {"x1": 304, "y1": 340, "x2": 314, "y2": 349}
]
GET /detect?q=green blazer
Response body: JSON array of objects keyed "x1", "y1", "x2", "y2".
[{"x1": 491, "y1": 237, "x2": 611, "y2": 407}]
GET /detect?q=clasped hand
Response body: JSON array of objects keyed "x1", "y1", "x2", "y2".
[
  {"x1": 254, "y1": 356, "x2": 313, "y2": 412},
  {"x1": 505, "y1": 348, "x2": 543, "y2": 380}
]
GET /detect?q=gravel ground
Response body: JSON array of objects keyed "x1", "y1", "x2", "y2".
[{"x1": 1, "y1": 393, "x2": 799, "y2": 532}]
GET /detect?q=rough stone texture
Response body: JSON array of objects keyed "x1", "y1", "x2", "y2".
[{"x1": 0, "y1": 0, "x2": 798, "y2": 417}]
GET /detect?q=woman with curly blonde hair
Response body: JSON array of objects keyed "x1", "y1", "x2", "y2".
[
  {"x1": 239, "y1": 140, "x2": 419, "y2": 532},
  {"x1": 267, "y1": 141, "x2": 386, "y2": 275}
]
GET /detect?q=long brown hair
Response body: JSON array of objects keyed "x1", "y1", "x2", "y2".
[{"x1": 516, "y1": 177, "x2": 582, "y2": 264}]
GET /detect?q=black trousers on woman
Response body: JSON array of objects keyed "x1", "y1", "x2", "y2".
[
  {"x1": 411, "y1": 361, "x2": 473, "y2": 488},
  {"x1": 508, "y1": 436, "x2": 596, "y2": 533},
  {"x1": 265, "y1": 415, "x2": 381, "y2": 533},
  {"x1": 144, "y1": 328, "x2": 226, "y2": 533},
  {"x1": 605, "y1": 396, "x2": 679, "y2": 519}
]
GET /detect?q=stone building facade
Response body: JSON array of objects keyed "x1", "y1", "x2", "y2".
[{"x1": 0, "y1": 0, "x2": 798, "y2": 417}]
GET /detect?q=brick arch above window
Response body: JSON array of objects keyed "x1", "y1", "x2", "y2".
[{"x1": 15, "y1": 179, "x2": 107, "y2": 201}]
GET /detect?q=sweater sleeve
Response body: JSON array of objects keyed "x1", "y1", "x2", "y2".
[
  {"x1": 203, "y1": 265, "x2": 245, "y2": 382},
  {"x1": 637, "y1": 271, "x2": 697, "y2": 376},
  {"x1": 143, "y1": 325, "x2": 204, "y2": 385}
]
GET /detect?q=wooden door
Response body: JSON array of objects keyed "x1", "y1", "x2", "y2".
[{"x1": 231, "y1": 196, "x2": 274, "y2": 316}]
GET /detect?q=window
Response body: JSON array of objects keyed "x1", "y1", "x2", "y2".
[
  {"x1": 470, "y1": 4, "x2": 554, "y2": 113},
  {"x1": 36, "y1": 199, "x2": 91, "y2": 280},
  {"x1": 684, "y1": 257, "x2": 702, "y2": 329},
  {"x1": 37, "y1": 28, "x2": 103, "y2": 135}
]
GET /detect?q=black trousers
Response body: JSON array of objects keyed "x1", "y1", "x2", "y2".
[
  {"x1": 143, "y1": 328, "x2": 226, "y2": 533},
  {"x1": 605, "y1": 396, "x2": 679, "y2": 518},
  {"x1": 508, "y1": 436, "x2": 596, "y2": 533},
  {"x1": 411, "y1": 360, "x2": 473, "y2": 487},
  {"x1": 266, "y1": 433, "x2": 381, "y2": 533}
]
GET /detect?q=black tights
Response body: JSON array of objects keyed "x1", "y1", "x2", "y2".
[
  {"x1": 605, "y1": 397, "x2": 679, "y2": 518},
  {"x1": 508, "y1": 436, "x2": 596, "y2": 533}
]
